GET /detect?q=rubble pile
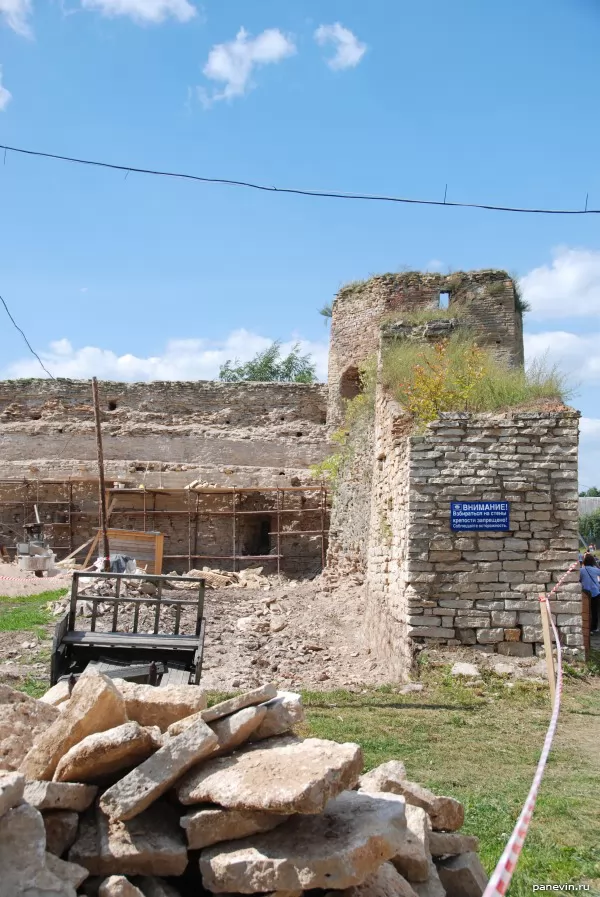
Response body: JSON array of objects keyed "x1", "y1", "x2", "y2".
[{"x1": 0, "y1": 674, "x2": 489, "y2": 897}]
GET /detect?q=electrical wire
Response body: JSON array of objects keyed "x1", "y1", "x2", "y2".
[
  {"x1": 1, "y1": 142, "x2": 599, "y2": 215},
  {"x1": 0, "y1": 293, "x2": 55, "y2": 379}
]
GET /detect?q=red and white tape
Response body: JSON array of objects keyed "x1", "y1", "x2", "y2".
[{"x1": 483, "y1": 561, "x2": 579, "y2": 897}]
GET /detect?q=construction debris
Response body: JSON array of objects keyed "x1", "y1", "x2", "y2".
[{"x1": 0, "y1": 674, "x2": 489, "y2": 897}]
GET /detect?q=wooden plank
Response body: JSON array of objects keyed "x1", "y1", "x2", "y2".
[
  {"x1": 62, "y1": 631, "x2": 198, "y2": 650},
  {"x1": 59, "y1": 536, "x2": 94, "y2": 564},
  {"x1": 82, "y1": 532, "x2": 100, "y2": 569}
]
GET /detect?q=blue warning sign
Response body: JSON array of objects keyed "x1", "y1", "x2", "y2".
[{"x1": 450, "y1": 501, "x2": 510, "y2": 532}]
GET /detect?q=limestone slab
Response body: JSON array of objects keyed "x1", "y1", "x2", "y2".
[
  {"x1": 113, "y1": 680, "x2": 207, "y2": 731},
  {"x1": 429, "y1": 832, "x2": 479, "y2": 857},
  {"x1": 178, "y1": 683, "x2": 277, "y2": 729},
  {"x1": 200, "y1": 790, "x2": 407, "y2": 894},
  {"x1": 0, "y1": 683, "x2": 60, "y2": 771},
  {"x1": 0, "y1": 769, "x2": 24, "y2": 817},
  {"x1": 372, "y1": 778, "x2": 463, "y2": 832},
  {"x1": 413, "y1": 860, "x2": 446, "y2": 897},
  {"x1": 0, "y1": 801, "x2": 77, "y2": 896},
  {"x1": 177, "y1": 736, "x2": 363, "y2": 814},
  {"x1": 20, "y1": 672, "x2": 128, "y2": 781},
  {"x1": 326, "y1": 862, "x2": 420, "y2": 897},
  {"x1": 391, "y1": 804, "x2": 430, "y2": 883},
  {"x1": 69, "y1": 802, "x2": 188, "y2": 877},
  {"x1": 99, "y1": 875, "x2": 145, "y2": 897},
  {"x1": 450, "y1": 663, "x2": 480, "y2": 678},
  {"x1": 358, "y1": 761, "x2": 408, "y2": 793},
  {"x1": 41, "y1": 680, "x2": 72, "y2": 707},
  {"x1": 54, "y1": 722, "x2": 163, "y2": 784},
  {"x1": 25, "y1": 780, "x2": 98, "y2": 811},
  {"x1": 44, "y1": 809, "x2": 80, "y2": 856},
  {"x1": 211, "y1": 705, "x2": 267, "y2": 756},
  {"x1": 180, "y1": 805, "x2": 289, "y2": 849},
  {"x1": 100, "y1": 719, "x2": 218, "y2": 821},
  {"x1": 437, "y1": 852, "x2": 487, "y2": 897},
  {"x1": 250, "y1": 691, "x2": 304, "y2": 740}
]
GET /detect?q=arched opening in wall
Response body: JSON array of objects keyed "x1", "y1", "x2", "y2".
[
  {"x1": 107, "y1": 400, "x2": 117, "y2": 411},
  {"x1": 339, "y1": 366, "x2": 363, "y2": 402}
]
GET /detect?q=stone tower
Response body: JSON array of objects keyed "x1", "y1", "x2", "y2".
[{"x1": 327, "y1": 270, "x2": 524, "y2": 424}]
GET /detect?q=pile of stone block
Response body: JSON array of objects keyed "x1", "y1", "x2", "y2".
[{"x1": 0, "y1": 676, "x2": 488, "y2": 897}]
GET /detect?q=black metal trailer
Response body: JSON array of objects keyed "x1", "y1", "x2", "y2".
[{"x1": 50, "y1": 571, "x2": 206, "y2": 687}]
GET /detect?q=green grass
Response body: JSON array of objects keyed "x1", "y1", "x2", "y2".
[
  {"x1": 382, "y1": 331, "x2": 569, "y2": 422},
  {"x1": 0, "y1": 589, "x2": 67, "y2": 632},
  {"x1": 298, "y1": 674, "x2": 599, "y2": 896}
]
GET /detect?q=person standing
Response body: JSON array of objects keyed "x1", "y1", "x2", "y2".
[{"x1": 580, "y1": 552, "x2": 600, "y2": 634}]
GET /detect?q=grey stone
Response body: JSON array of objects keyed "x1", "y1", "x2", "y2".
[
  {"x1": 211, "y1": 705, "x2": 267, "y2": 756},
  {"x1": 0, "y1": 683, "x2": 60, "y2": 772},
  {"x1": 69, "y1": 802, "x2": 187, "y2": 877},
  {"x1": 391, "y1": 804, "x2": 430, "y2": 882},
  {"x1": 54, "y1": 722, "x2": 163, "y2": 784},
  {"x1": 44, "y1": 809, "x2": 80, "y2": 856},
  {"x1": 0, "y1": 769, "x2": 24, "y2": 817},
  {"x1": 99, "y1": 875, "x2": 145, "y2": 897},
  {"x1": 100, "y1": 719, "x2": 218, "y2": 821},
  {"x1": 113, "y1": 680, "x2": 207, "y2": 732},
  {"x1": 251, "y1": 691, "x2": 305, "y2": 740},
  {"x1": 412, "y1": 860, "x2": 446, "y2": 897},
  {"x1": 181, "y1": 805, "x2": 289, "y2": 849},
  {"x1": 0, "y1": 802, "x2": 77, "y2": 896},
  {"x1": 497, "y1": 641, "x2": 533, "y2": 657},
  {"x1": 429, "y1": 832, "x2": 479, "y2": 857},
  {"x1": 437, "y1": 852, "x2": 487, "y2": 897},
  {"x1": 202, "y1": 684, "x2": 278, "y2": 723},
  {"x1": 200, "y1": 790, "x2": 407, "y2": 893},
  {"x1": 178, "y1": 736, "x2": 362, "y2": 814},
  {"x1": 135, "y1": 878, "x2": 182, "y2": 897},
  {"x1": 21, "y1": 673, "x2": 128, "y2": 781},
  {"x1": 25, "y1": 780, "x2": 98, "y2": 811},
  {"x1": 450, "y1": 663, "x2": 479, "y2": 678},
  {"x1": 325, "y1": 862, "x2": 420, "y2": 897},
  {"x1": 358, "y1": 761, "x2": 408, "y2": 793}
]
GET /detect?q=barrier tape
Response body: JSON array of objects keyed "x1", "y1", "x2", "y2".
[{"x1": 483, "y1": 561, "x2": 579, "y2": 897}]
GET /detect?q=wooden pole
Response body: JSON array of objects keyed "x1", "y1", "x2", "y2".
[
  {"x1": 92, "y1": 377, "x2": 110, "y2": 572},
  {"x1": 539, "y1": 595, "x2": 556, "y2": 708}
]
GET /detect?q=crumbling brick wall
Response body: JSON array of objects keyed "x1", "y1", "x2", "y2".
[
  {"x1": 0, "y1": 379, "x2": 330, "y2": 478},
  {"x1": 360, "y1": 400, "x2": 582, "y2": 676},
  {"x1": 327, "y1": 271, "x2": 524, "y2": 424}
]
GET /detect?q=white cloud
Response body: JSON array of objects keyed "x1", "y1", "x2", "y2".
[
  {"x1": 80, "y1": 0, "x2": 197, "y2": 23},
  {"x1": 520, "y1": 247, "x2": 600, "y2": 319},
  {"x1": 200, "y1": 27, "x2": 296, "y2": 104},
  {"x1": 314, "y1": 22, "x2": 366, "y2": 70},
  {"x1": 524, "y1": 330, "x2": 600, "y2": 385},
  {"x1": 2, "y1": 330, "x2": 329, "y2": 382},
  {"x1": 579, "y1": 418, "x2": 600, "y2": 491},
  {"x1": 0, "y1": 67, "x2": 11, "y2": 110},
  {"x1": 0, "y1": 0, "x2": 32, "y2": 36}
]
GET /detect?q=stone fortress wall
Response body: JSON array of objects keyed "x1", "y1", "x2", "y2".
[
  {"x1": 0, "y1": 268, "x2": 584, "y2": 671},
  {"x1": 327, "y1": 270, "x2": 583, "y2": 672}
]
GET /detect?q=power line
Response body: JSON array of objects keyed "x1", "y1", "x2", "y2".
[
  {"x1": 0, "y1": 293, "x2": 55, "y2": 379},
  {"x1": 1, "y1": 142, "x2": 598, "y2": 216}
]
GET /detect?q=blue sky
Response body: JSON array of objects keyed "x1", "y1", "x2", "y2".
[{"x1": 1, "y1": 0, "x2": 600, "y2": 485}]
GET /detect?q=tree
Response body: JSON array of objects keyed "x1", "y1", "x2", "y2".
[
  {"x1": 579, "y1": 487, "x2": 600, "y2": 497},
  {"x1": 219, "y1": 341, "x2": 317, "y2": 383},
  {"x1": 580, "y1": 509, "x2": 600, "y2": 545},
  {"x1": 318, "y1": 302, "x2": 333, "y2": 325}
]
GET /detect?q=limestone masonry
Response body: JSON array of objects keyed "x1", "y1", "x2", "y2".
[{"x1": 0, "y1": 268, "x2": 584, "y2": 671}]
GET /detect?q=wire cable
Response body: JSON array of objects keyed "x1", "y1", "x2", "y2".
[
  {"x1": 1, "y1": 142, "x2": 599, "y2": 216},
  {"x1": 0, "y1": 293, "x2": 55, "y2": 379}
]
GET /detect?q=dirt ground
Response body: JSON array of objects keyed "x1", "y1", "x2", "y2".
[{"x1": 0, "y1": 563, "x2": 387, "y2": 691}]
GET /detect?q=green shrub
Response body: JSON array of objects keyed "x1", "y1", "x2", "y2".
[
  {"x1": 382, "y1": 333, "x2": 568, "y2": 426},
  {"x1": 579, "y1": 509, "x2": 600, "y2": 546}
]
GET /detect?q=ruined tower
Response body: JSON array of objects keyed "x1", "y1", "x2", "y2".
[{"x1": 327, "y1": 270, "x2": 524, "y2": 424}]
